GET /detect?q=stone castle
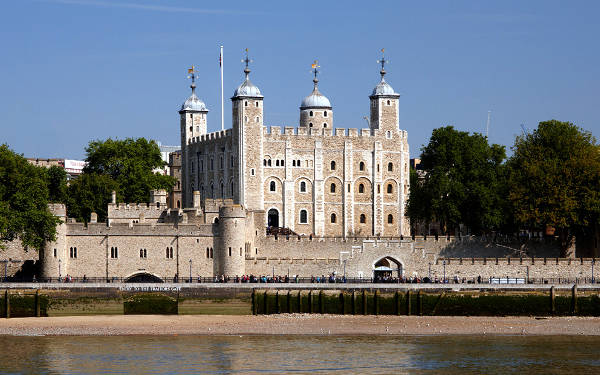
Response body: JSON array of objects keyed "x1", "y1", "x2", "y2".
[{"x1": 5, "y1": 52, "x2": 594, "y2": 282}]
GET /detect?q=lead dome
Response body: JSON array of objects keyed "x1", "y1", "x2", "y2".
[{"x1": 181, "y1": 93, "x2": 208, "y2": 111}]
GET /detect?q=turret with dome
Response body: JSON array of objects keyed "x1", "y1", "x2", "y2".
[
  {"x1": 369, "y1": 50, "x2": 400, "y2": 134},
  {"x1": 299, "y1": 61, "x2": 333, "y2": 129}
]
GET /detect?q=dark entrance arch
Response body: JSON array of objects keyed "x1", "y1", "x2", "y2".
[
  {"x1": 268, "y1": 208, "x2": 279, "y2": 228},
  {"x1": 125, "y1": 273, "x2": 164, "y2": 283},
  {"x1": 373, "y1": 257, "x2": 402, "y2": 281}
]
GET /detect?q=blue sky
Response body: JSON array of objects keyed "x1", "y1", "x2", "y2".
[{"x1": 1, "y1": 0, "x2": 598, "y2": 159}]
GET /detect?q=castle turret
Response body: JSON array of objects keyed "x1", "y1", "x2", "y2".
[
  {"x1": 369, "y1": 50, "x2": 400, "y2": 134},
  {"x1": 232, "y1": 50, "x2": 264, "y2": 211},
  {"x1": 215, "y1": 205, "x2": 246, "y2": 277},
  {"x1": 41, "y1": 204, "x2": 67, "y2": 279},
  {"x1": 179, "y1": 66, "x2": 209, "y2": 208},
  {"x1": 299, "y1": 61, "x2": 333, "y2": 129}
]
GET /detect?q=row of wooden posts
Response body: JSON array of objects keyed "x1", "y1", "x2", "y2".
[
  {"x1": 2, "y1": 290, "x2": 42, "y2": 318},
  {"x1": 251, "y1": 285, "x2": 581, "y2": 315},
  {"x1": 252, "y1": 289, "x2": 426, "y2": 315}
]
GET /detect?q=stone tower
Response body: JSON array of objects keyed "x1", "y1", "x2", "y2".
[
  {"x1": 232, "y1": 52, "x2": 264, "y2": 211},
  {"x1": 179, "y1": 66, "x2": 209, "y2": 208},
  {"x1": 299, "y1": 61, "x2": 333, "y2": 130},
  {"x1": 41, "y1": 204, "x2": 67, "y2": 279},
  {"x1": 215, "y1": 205, "x2": 246, "y2": 277},
  {"x1": 369, "y1": 52, "x2": 400, "y2": 134}
]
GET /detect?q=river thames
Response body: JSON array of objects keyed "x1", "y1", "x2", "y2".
[{"x1": 0, "y1": 335, "x2": 599, "y2": 374}]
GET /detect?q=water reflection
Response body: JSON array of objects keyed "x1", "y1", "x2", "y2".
[{"x1": 0, "y1": 335, "x2": 599, "y2": 374}]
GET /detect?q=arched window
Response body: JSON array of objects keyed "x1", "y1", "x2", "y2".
[
  {"x1": 292, "y1": 160, "x2": 296, "y2": 167},
  {"x1": 206, "y1": 247, "x2": 210, "y2": 258},
  {"x1": 358, "y1": 184, "x2": 364, "y2": 193},
  {"x1": 300, "y1": 181, "x2": 306, "y2": 192},
  {"x1": 214, "y1": 217, "x2": 219, "y2": 224},
  {"x1": 220, "y1": 183, "x2": 224, "y2": 197},
  {"x1": 388, "y1": 162, "x2": 393, "y2": 171},
  {"x1": 244, "y1": 101, "x2": 248, "y2": 107},
  {"x1": 268, "y1": 159, "x2": 271, "y2": 166},
  {"x1": 255, "y1": 116, "x2": 259, "y2": 123},
  {"x1": 359, "y1": 161, "x2": 365, "y2": 171},
  {"x1": 263, "y1": 159, "x2": 267, "y2": 166},
  {"x1": 324, "y1": 110, "x2": 328, "y2": 117},
  {"x1": 177, "y1": 200, "x2": 180, "y2": 208},
  {"x1": 309, "y1": 123, "x2": 313, "y2": 127},
  {"x1": 388, "y1": 214, "x2": 394, "y2": 224},
  {"x1": 220, "y1": 157, "x2": 223, "y2": 169},
  {"x1": 230, "y1": 181, "x2": 234, "y2": 196},
  {"x1": 230, "y1": 155, "x2": 234, "y2": 167},
  {"x1": 360, "y1": 214, "x2": 366, "y2": 224},
  {"x1": 330, "y1": 161, "x2": 336, "y2": 170},
  {"x1": 331, "y1": 213, "x2": 336, "y2": 223},
  {"x1": 309, "y1": 111, "x2": 314, "y2": 117},
  {"x1": 330, "y1": 183, "x2": 336, "y2": 193},
  {"x1": 299, "y1": 209, "x2": 308, "y2": 224},
  {"x1": 210, "y1": 248, "x2": 213, "y2": 258},
  {"x1": 255, "y1": 101, "x2": 259, "y2": 107},
  {"x1": 210, "y1": 158, "x2": 214, "y2": 170},
  {"x1": 387, "y1": 183, "x2": 393, "y2": 194},
  {"x1": 270, "y1": 181, "x2": 276, "y2": 192},
  {"x1": 323, "y1": 123, "x2": 327, "y2": 128},
  {"x1": 387, "y1": 100, "x2": 391, "y2": 105},
  {"x1": 276, "y1": 160, "x2": 279, "y2": 167}
]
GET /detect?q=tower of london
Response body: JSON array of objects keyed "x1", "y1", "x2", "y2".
[{"x1": 180, "y1": 54, "x2": 410, "y2": 238}]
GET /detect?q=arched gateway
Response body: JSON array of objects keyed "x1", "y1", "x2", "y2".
[
  {"x1": 125, "y1": 272, "x2": 164, "y2": 283},
  {"x1": 373, "y1": 257, "x2": 402, "y2": 280},
  {"x1": 267, "y1": 208, "x2": 279, "y2": 228}
]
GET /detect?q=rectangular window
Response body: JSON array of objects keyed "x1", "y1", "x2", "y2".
[{"x1": 53, "y1": 249, "x2": 57, "y2": 257}]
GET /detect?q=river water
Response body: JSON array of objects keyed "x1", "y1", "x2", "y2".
[{"x1": 0, "y1": 335, "x2": 599, "y2": 374}]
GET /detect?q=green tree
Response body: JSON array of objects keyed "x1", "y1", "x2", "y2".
[
  {"x1": 507, "y1": 120, "x2": 600, "y2": 256},
  {"x1": 47, "y1": 165, "x2": 68, "y2": 203},
  {"x1": 83, "y1": 138, "x2": 175, "y2": 204},
  {"x1": 0, "y1": 144, "x2": 60, "y2": 250},
  {"x1": 406, "y1": 126, "x2": 507, "y2": 234},
  {"x1": 66, "y1": 173, "x2": 117, "y2": 223}
]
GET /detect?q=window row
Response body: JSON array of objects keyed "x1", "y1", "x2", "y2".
[
  {"x1": 308, "y1": 122, "x2": 328, "y2": 128},
  {"x1": 269, "y1": 181, "x2": 397, "y2": 195},
  {"x1": 309, "y1": 110, "x2": 328, "y2": 117},
  {"x1": 263, "y1": 159, "x2": 285, "y2": 167},
  {"x1": 198, "y1": 155, "x2": 235, "y2": 172}
]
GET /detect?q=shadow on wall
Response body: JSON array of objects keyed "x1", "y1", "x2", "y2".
[{"x1": 437, "y1": 238, "x2": 561, "y2": 259}]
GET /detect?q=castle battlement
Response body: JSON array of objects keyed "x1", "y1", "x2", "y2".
[
  {"x1": 188, "y1": 129, "x2": 232, "y2": 145},
  {"x1": 110, "y1": 202, "x2": 166, "y2": 211},
  {"x1": 263, "y1": 125, "x2": 408, "y2": 140}
]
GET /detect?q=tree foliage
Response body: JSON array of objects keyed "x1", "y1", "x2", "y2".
[
  {"x1": 507, "y1": 120, "x2": 600, "y2": 254},
  {"x1": 406, "y1": 126, "x2": 507, "y2": 234},
  {"x1": 66, "y1": 173, "x2": 117, "y2": 223},
  {"x1": 83, "y1": 138, "x2": 175, "y2": 204},
  {"x1": 0, "y1": 144, "x2": 60, "y2": 250},
  {"x1": 47, "y1": 165, "x2": 68, "y2": 203}
]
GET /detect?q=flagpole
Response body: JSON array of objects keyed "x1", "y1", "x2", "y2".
[{"x1": 220, "y1": 45, "x2": 224, "y2": 131}]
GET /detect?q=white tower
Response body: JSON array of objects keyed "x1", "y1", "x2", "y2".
[
  {"x1": 179, "y1": 66, "x2": 209, "y2": 208},
  {"x1": 231, "y1": 50, "x2": 264, "y2": 211}
]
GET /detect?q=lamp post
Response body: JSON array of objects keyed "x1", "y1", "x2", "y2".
[
  {"x1": 58, "y1": 259, "x2": 62, "y2": 281},
  {"x1": 189, "y1": 259, "x2": 192, "y2": 283},
  {"x1": 442, "y1": 260, "x2": 446, "y2": 283}
]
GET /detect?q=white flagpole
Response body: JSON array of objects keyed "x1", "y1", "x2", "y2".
[{"x1": 220, "y1": 45, "x2": 224, "y2": 131}]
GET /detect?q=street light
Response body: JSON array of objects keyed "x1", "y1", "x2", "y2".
[
  {"x1": 189, "y1": 259, "x2": 192, "y2": 283},
  {"x1": 58, "y1": 259, "x2": 62, "y2": 281}
]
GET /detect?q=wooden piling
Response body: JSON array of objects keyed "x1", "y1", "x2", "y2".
[
  {"x1": 251, "y1": 289, "x2": 256, "y2": 315},
  {"x1": 287, "y1": 290, "x2": 291, "y2": 313},
  {"x1": 362, "y1": 290, "x2": 367, "y2": 315},
  {"x1": 352, "y1": 291, "x2": 356, "y2": 315},
  {"x1": 395, "y1": 291, "x2": 400, "y2": 316},
  {"x1": 340, "y1": 292, "x2": 345, "y2": 315},
  {"x1": 276, "y1": 291, "x2": 280, "y2": 314},
  {"x1": 4, "y1": 290, "x2": 9, "y2": 319},
  {"x1": 572, "y1": 285, "x2": 578, "y2": 315},
  {"x1": 406, "y1": 290, "x2": 411, "y2": 316},
  {"x1": 417, "y1": 290, "x2": 423, "y2": 316},
  {"x1": 318, "y1": 290, "x2": 324, "y2": 314},
  {"x1": 35, "y1": 290, "x2": 40, "y2": 317},
  {"x1": 298, "y1": 291, "x2": 302, "y2": 313},
  {"x1": 264, "y1": 290, "x2": 268, "y2": 315},
  {"x1": 550, "y1": 286, "x2": 555, "y2": 314},
  {"x1": 374, "y1": 290, "x2": 379, "y2": 315},
  {"x1": 308, "y1": 291, "x2": 313, "y2": 313}
]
